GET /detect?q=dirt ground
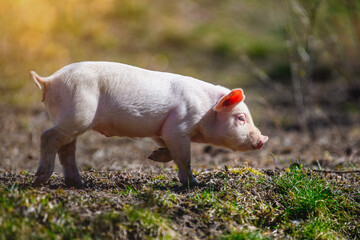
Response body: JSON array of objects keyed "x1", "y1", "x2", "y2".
[{"x1": 1, "y1": 167, "x2": 359, "y2": 239}]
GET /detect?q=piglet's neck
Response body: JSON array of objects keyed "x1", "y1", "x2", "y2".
[
  {"x1": 192, "y1": 101, "x2": 222, "y2": 145},
  {"x1": 190, "y1": 85, "x2": 229, "y2": 144}
]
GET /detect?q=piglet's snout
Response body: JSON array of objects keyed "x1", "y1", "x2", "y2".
[{"x1": 252, "y1": 135, "x2": 268, "y2": 150}]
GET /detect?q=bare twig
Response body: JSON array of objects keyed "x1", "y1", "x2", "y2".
[
  {"x1": 239, "y1": 54, "x2": 287, "y2": 93},
  {"x1": 309, "y1": 169, "x2": 360, "y2": 174}
]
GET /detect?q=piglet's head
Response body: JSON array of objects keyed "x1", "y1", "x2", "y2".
[{"x1": 209, "y1": 89, "x2": 268, "y2": 152}]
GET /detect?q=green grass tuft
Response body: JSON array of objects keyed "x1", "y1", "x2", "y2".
[
  {"x1": 220, "y1": 230, "x2": 269, "y2": 240},
  {"x1": 262, "y1": 165, "x2": 360, "y2": 239}
]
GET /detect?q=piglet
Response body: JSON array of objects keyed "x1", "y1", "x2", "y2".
[{"x1": 30, "y1": 61, "x2": 268, "y2": 187}]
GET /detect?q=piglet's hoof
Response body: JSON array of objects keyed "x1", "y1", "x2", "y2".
[
  {"x1": 148, "y1": 148, "x2": 172, "y2": 162},
  {"x1": 65, "y1": 178, "x2": 83, "y2": 189},
  {"x1": 181, "y1": 177, "x2": 199, "y2": 188},
  {"x1": 32, "y1": 166, "x2": 54, "y2": 186},
  {"x1": 32, "y1": 176, "x2": 49, "y2": 187},
  {"x1": 32, "y1": 169, "x2": 53, "y2": 187}
]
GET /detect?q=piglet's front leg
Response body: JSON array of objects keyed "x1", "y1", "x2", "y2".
[
  {"x1": 161, "y1": 132, "x2": 197, "y2": 186},
  {"x1": 161, "y1": 110, "x2": 198, "y2": 186},
  {"x1": 148, "y1": 137, "x2": 173, "y2": 163},
  {"x1": 167, "y1": 137, "x2": 197, "y2": 186}
]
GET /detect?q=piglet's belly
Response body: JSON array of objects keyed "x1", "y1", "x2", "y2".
[{"x1": 92, "y1": 120, "x2": 162, "y2": 138}]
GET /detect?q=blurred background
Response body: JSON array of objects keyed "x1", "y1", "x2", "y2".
[{"x1": 0, "y1": 0, "x2": 359, "y2": 172}]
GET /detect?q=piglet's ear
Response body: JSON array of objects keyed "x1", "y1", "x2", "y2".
[{"x1": 214, "y1": 88, "x2": 245, "y2": 112}]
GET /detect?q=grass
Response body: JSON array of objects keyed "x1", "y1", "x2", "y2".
[
  {"x1": 0, "y1": 184, "x2": 176, "y2": 240},
  {"x1": 220, "y1": 230, "x2": 270, "y2": 240},
  {"x1": 0, "y1": 165, "x2": 359, "y2": 239},
  {"x1": 0, "y1": 186, "x2": 83, "y2": 240},
  {"x1": 266, "y1": 165, "x2": 360, "y2": 239}
]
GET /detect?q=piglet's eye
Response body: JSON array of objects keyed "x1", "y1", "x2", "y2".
[{"x1": 237, "y1": 114, "x2": 246, "y2": 125}]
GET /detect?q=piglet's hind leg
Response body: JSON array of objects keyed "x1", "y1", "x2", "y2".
[
  {"x1": 33, "y1": 127, "x2": 74, "y2": 187},
  {"x1": 58, "y1": 139, "x2": 82, "y2": 188}
]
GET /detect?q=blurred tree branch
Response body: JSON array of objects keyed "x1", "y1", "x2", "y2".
[
  {"x1": 285, "y1": 0, "x2": 322, "y2": 133},
  {"x1": 343, "y1": 0, "x2": 360, "y2": 52},
  {"x1": 343, "y1": 0, "x2": 360, "y2": 77}
]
